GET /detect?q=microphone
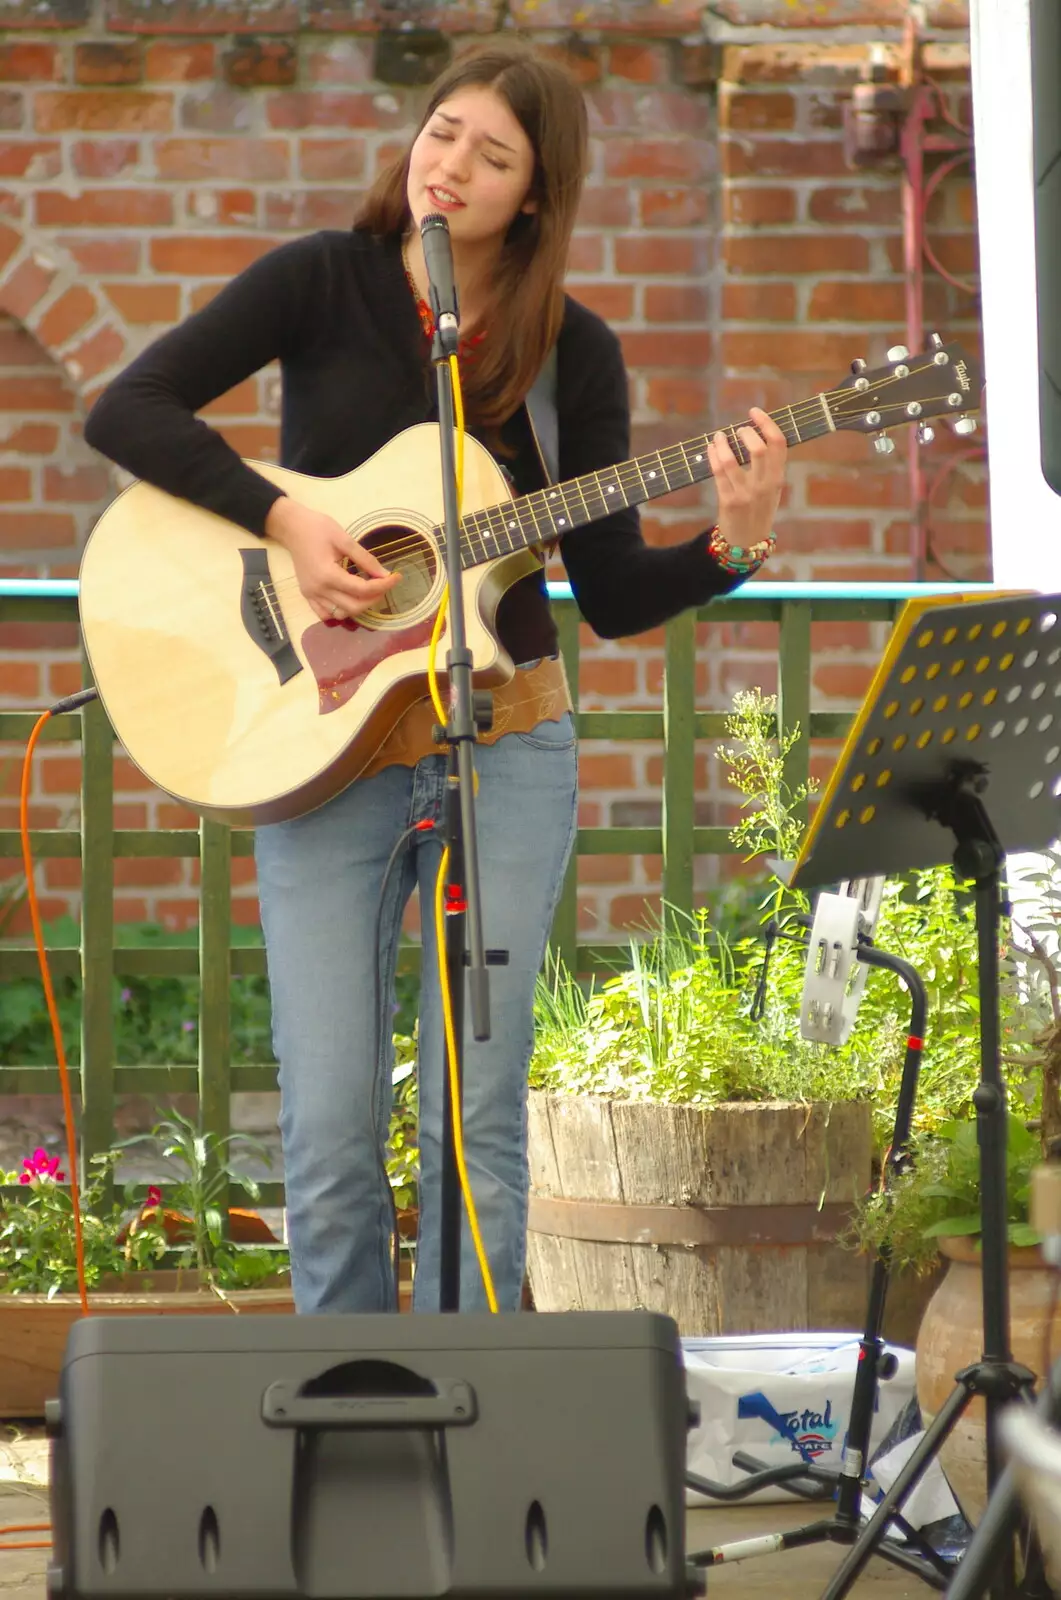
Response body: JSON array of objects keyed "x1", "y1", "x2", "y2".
[{"x1": 419, "y1": 212, "x2": 460, "y2": 355}]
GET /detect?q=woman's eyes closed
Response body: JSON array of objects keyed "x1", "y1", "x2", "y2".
[{"x1": 429, "y1": 130, "x2": 509, "y2": 170}]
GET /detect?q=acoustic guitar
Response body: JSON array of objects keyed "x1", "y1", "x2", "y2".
[{"x1": 78, "y1": 337, "x2": 982, "y2": 825}]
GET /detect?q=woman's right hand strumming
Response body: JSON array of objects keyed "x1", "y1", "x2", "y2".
[{"x1": 265, "y1": 496, "x2": 401, "y2": 623}]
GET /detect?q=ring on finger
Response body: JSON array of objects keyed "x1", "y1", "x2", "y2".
[{"x1": 330, "y1": 603, "x2": 342, "y2": 619}]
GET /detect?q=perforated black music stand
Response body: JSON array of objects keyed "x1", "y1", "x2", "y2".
[{"x1": 789, "y1": 589, "x2": 1061, "y2": 1600}]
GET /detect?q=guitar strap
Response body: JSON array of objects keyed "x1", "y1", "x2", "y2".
[{"x1": 524, "y1": 342, "x2": 559, "y2": 485}]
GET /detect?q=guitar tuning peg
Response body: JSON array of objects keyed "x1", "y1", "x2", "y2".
[
  {"x1": 928, "y1": 332, "x2": 944, "y2": 350},
  {"x1": 873, "y1": 432, "x2": 896, "y2": 455},
  {"x1": 850, "y1": 358, "x2": 868, "y2": 374},
  {"x1": 886, "y1": 344, "x2": 910, "y2": 362},
  {"x1": 953, "y1": 415, "x2": 978, "y2": 436},
  {"x1": 917, "y1": 422, "x2": 936, "y2": 446}
]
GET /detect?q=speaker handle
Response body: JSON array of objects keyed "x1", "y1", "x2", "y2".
[{"x1": 261, "y1": 1377, "x2": 478, "y2": 1430}]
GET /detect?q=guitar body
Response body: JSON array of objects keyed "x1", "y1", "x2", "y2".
[{"x1": 79, "y1": 425, "x2": 540, "y2": 825}]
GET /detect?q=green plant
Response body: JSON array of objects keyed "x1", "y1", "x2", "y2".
[
  {"x1": 848, "y1": 1115, "x2": 1043, "y2": 1274},
  {"x1": 113, "y1": 1105, "x2": 284, "y2": 1291},
  {"x1": 530, "y1": 689, "x2": 993, "y2": 1137}
]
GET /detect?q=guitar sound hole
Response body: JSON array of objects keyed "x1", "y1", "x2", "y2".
[{"x1": 353, "y1": 524, "x2": 437, "y2": 620}]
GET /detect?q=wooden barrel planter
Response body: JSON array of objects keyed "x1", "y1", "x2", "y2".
[{"x1": 526, "y1": 1091, "x2": 873, "y2": 1336}]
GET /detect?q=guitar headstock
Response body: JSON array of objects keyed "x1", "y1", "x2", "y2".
[{"x1": 828, "y1": 334, "x2": 982, "y2": 454}]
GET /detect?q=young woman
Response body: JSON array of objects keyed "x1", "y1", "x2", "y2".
[{"x1": 84, "y1": 40, "x2": 788, "y2": 1315}]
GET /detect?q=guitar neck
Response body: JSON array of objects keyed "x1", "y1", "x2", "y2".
[{"x1": 455, "y1": 393, "x2": 837, "y2": 570}]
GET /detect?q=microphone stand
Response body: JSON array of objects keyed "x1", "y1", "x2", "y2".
[{"x1": 427, "y1": 282, "x2": 499, "y2": 1314}]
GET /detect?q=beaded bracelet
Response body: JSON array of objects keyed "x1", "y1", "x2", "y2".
[{"x1": 708, "y1": 525, "x2": 777, "y2": 577}]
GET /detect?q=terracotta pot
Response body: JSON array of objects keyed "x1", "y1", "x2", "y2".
[
  {"x1": 116, "y1": 1206, "x2": 280, "y2": 1246},
  {"x1": 915, "y1": 1236, "x2": 1061, "y2": 1524}
]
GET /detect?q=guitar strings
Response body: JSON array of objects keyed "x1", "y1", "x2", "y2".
[{"x1": 253, "y1": 367, "x2": 959, "y2": 609}]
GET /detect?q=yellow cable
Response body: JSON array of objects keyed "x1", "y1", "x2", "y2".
[
  {"x1": 426, "y1": 353, "x2": 466, "y2": 727},
  {"x1": 424, "y1": 354, "x2": 496, "y2": 1309},
  {"x1": 434, "y1": 844, "x2": 499, "y2": 1313}
]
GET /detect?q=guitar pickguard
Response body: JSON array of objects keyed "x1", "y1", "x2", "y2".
[{"x1": 302, "y1": 615, "x2": 438, "y2": 714}]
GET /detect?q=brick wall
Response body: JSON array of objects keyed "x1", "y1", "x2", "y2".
[{"x1": 0, "y1": 0, "x2": 983, "y2": 939}]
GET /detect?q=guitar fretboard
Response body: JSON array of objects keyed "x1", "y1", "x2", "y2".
[{"x1": 452, "y1": 400, "x2": 832, "y2": 570}]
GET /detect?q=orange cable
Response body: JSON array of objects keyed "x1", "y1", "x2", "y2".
[{"x1": 19, "y1": 710, "x2": 89, "y2": 1316}]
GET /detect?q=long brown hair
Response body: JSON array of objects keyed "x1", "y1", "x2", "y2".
[{"x1": 355, "y1": 39, "x2": 588, "y2": 433}]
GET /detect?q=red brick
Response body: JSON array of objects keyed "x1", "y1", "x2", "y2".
[
  {"x1": 154, "y1": 136, "x2": 290, "y2": 180},
  {"x1": 0, "y1": 43, "x2": 61, "y2": 81},
  {"x1": 607, "y1": 42, "x2": 668, "y2": 83},
  {"x1": 0, "y1": 139, "x2": 61, "y2": 177},
  {"x1": 70, "y1": 138, "x2": 141, "y2": 177},
  {"x1": 604, "y1": 138, "x2": 712, "y2": 182},
  {"x1": 113, "y1": 858, "x2": 185, "y2": 887},
  {"x1": 46, "y1": 661, "x2": 85, "y2": 698},
  {"x1": 720, "y1": 89, "x2": 797, "y2": 131},
  {"x1": 35, "y1": 90, "x2": 173, "y2": 132},
  {"x1": 577, "y1": 185, "x2": 635, "y2": 228},
  {"x1": 722, "y1": 137, "x2": 849, "y2": 179},
  {"x1": 620, "y1": 330, "x2": 713, "y2": 367},
  {"x1": 35, "y1": 285, "x2": 98, "y2": 349},
  {"x1": 610, "y1": 893, "x2": 662, "y2": 930},
  {"x1": 725, "y1": 234, "x2": 869, "y2": 273},
  {"x1": 63, "y1": 322, "x2": 125, "y2": 382},
  {"x1": 0, "y1": 422, "x2": 59, "y2": 452},
  {"x1": 773, "y1": 516, "x2": 873, "y2": 552},
  {"x1": 0, "y1": 659, "x2": 41, "y2": 698},
  {"x1": 726, "y1": 330, "x2": 892, "y2": 373},
  {"x1": 266, "y1": 91, "x2": 409, "y2": 131},
  {"x1": 568, "y1": 282, "x2": 634, "y2": 322},
  {"x1": 144, "y1": 40, "x2": 215, "y2": 80},
  {"x1": 807, "y1": 279, "x2": 906, "y2": 322},
  {"x1": 723, "y1": 185, "x2": 797, "y2": 227},
  {"x1": 643, "y1": 285, "x2": 710, "y2": 323},
  {"x1": 534, "y1": 39, "x2": 601, "y2": 86},
  {"x1": 58, "y1": 236, "x2": 140, "y2": 273},
  {"x1": 579, "y1": 658, "x2": 638, "y2": 699},
  {"x1": 640, "y1": 187, "x2": 710, "y2": 228},
  {"x1": 111, "y1": 801, "x2": 148, "y2": 827},
  {"x1": 806, "y1": 469, "x2": 911, "y2": 509},
  {"x1": 567, "y1": 235, "x2": 603, "y2": 273},
  {"x1": 809, "y1": 184, "x2": 902, "y2": 227},
  {"x1": 814, "y1": 662, "x2": 879, "y2": 701},
  {"x1": 0, "y1": 92, "x2": 25, "y2": 130},
  {"x1": 0, "y1": 466, "x2": 32, "y2": 500},
  {"x1": 614, "y1": 235, "x2": 710, "y2": 275},
  {"x1": 303, "y1": 38, "x2": 373, "y2": 84},
  {"x1": 75, "y1": 41, "x2": 143, "y2": 85},
  {"x1": 149, "y1": 235, "x2": 277, "y2": 275},
  {"x1": 722, "y1": 282, "x2": 797, "y2": 321},
  {"x1": 223, "y1": 39, "x2": 296, "y2": 88},
  {"x1": 157, "y1": 802, "x2": 198, "y2": 827},
  {"x1": 105, "y1": 0, "x2": 299, "y2": 31},
  {"x1": 113, "y1": 898, "x2": 150, "y2": 924},
  {"x1": 0, "y1": 510, "x2": 76, "y2": 548},
  {"x1": 0, "y1": 256, "x2": 60, "y2": 322},
  {"x1": 0, "y1": 373, "x2": 73, "y2": 413},
  {"x1": 297, "y1": 136, "x2": 365, "y2": 181},
  {"x1": 646, "y1": 376, "x2": 711, "y2": 417},
  {"x1": 264, "y1": 190, "x2": 355, "y2": 230},
  {"x1": 890, "y1": 231, "x2": 979, "y2": 278},
  {"x1": 578, "y1": 753, "x2": 635, "y2": 788},
  {"x1": 186, "y1": 187, "x2": 257, "y2": 226},
  {"x1": 188, "y1": 281, "x2": 223, "y2": 311},
  {"x1": 36, "y1": 188, "x2": 172, "y2": 226},
  {"x1": 510, "y1": 0, "x2": 702, "y2": 29},
  {"x1": 43, "y1": 463, "x2": 110, "y2": 501}
]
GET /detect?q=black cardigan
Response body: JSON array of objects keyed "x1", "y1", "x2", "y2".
[{"x1": 84, "y1": 228, "x2": 741, "y2": 662}]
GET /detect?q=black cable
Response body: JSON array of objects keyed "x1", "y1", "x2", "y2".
[{"x1": 370, "y1": 819, "x2": 435, "y2": 1310}]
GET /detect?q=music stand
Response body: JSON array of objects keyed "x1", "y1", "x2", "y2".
[{"x1": 786, "y1": 589, "x2": 1061, "y2": 1600}]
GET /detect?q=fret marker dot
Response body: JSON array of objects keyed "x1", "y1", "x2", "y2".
[
  {"x1": 606, "y1": 486, "x2": 615, "y2": 494},
  {"x1": 558, "y1": 517, "x2": 567, "y2": 526},
  {"x1": 549, "y1": 491, "x2": 557, "y2": 499},
  {"x1": 648, "y1": 470, "x2": 657, "y2": 479},
  {"x1": 694, "y1": 454, "x2": 703, "y2": 462},
  {"x1": 508, "y1": 521, "x2": 516, "y2": 530}
]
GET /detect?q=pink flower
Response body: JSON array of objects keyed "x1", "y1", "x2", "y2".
[
  {"x1": 145, "y1": 1186, "x2": 162, "y2": 1209},
  {"x1": 20, "y1": 1149, "x2": 63, "y2": 1183},
  {"x1": 18, "y1": 1172, "x2": 30, "y2": 1185}
]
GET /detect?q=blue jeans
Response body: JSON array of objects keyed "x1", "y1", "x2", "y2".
[{"x1": 255, "y1": 713, "x2": 578, "y2": 1315}]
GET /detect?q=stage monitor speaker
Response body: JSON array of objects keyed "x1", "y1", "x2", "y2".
[
  {"x1": 46, "y1": 1310, "x2": 695, "y2": 1600},
  {"x1": 1032, "y1": 0, "x2": 1061, "y2": 494}
]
